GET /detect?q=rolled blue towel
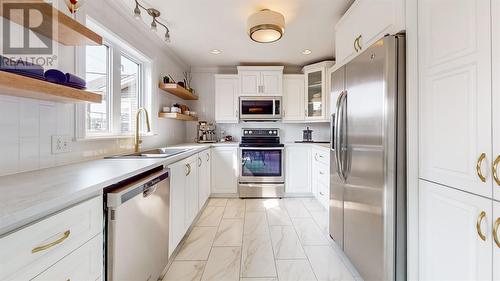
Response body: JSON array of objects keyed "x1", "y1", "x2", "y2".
[
  {"x1": 65, "y1": 73, "x2": 86, "y2": 88},
  {"x1": 44, "y1": 69, "x2": 66, "y2": 84},
  {"x1": 0, "y1": 55, "x2": 15, "y2": 70},
  {"x1": 11, "y1": 59, "x2": 44, "y2": 79}
]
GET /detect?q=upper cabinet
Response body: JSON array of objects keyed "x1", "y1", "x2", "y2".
[
  {"x1": 215, "y1": 75, "x2": 239, "y2": 124},
  {"x1": 493, "y1": 0, "x2": 500, "y2": 201},
  {"x1": 419, "y1": 0, "x2": 493, "y2": 198},
  {"x1": 335, "y1": 0, "x2": 405, "y2": 67},
  {"x1": 237, "y1": 66, "x2": 284, "y2": 96},
  {"x1": 302, "y1": 61, "x2": 334, "y2": 121},
  {"x1": 283, "y1": 74, "x2": 305, "y2": 122}
]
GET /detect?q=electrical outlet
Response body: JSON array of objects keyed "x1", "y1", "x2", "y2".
[{"x1": 51, "y1": 135, "x2": 72, "y2": 154}]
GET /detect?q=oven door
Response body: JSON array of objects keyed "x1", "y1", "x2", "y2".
[
  {"x1": 239, "y1": 147, "x2": 285, "y2": 183},
  {"x1": 240, "y1": 97, "x2": 281, "y2": 121}
]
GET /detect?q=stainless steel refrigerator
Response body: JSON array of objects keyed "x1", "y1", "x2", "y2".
[{"x1": 329, "y1": 34, "x2": 406, "y2": 281}]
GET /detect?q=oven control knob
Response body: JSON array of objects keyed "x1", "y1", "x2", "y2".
[
  {"x1": 248, "y1": 131, "x2": 253, "y2": 134},
  {"x1": 269, "y1": 130, "x2": 273, "y2": 134}
]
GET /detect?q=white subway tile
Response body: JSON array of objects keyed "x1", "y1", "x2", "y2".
[{"x1": 19, "y1": 137, "x2": 39, "y2": 172}]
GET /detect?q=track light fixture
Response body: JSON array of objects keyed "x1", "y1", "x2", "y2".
[{"x1": 133, "y1": 0, "x2": 171, "y2": 43}]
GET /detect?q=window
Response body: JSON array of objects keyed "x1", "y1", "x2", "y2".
[{"x1": 78, "y1": 18, "x2": 151, "y2": 138}]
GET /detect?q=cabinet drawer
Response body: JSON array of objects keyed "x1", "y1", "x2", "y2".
[
  {"x1": 1, "y1": 196, "x2": 103, "y2": 280},
  {"x1": 313, "y1": 148, "x2": 329, "y2": 165},
  {"x1": 316, "y1": 164, "x2": 329, "y2": 186},
  {"x1": 31, "y1": 235, "x2": 102, "y2": 281},
  {"x1": 317, "y1": 181, "x2": 329, "y2": 210}
]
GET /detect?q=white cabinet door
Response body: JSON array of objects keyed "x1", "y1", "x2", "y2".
[
  {"x1": 261, "y1": 71, "x2": 282, "y2": 96},
  {"x1": 211, "y1": 147, "x2": 238, "y2": 194},
  {"x1": 31, "y1": 236, "x2": 102, "y2": 281},
  {"x1": 285, "y1": 146, "x2": 311, "y2": 193},
  {"x1": 215, "y1": 75, "x2": 239, "y2": 123},
  {"x1": 283, "y1": 75, "x2": 305, "y2": 122},
  {"x1": 493, "y1": 0, "x2": 500, "y2": 201},
  {"x1": 169, "y1": 161, "x2": 187, "y2": 255},
  {"x1": 198, "y1": 150, "x2": 212, "y2": 209},
  {"x1": 494, "y1": 201, "x2": 500, "y2": 281},
  {"x1": 418, "y1": 0, "x2": 492, "y2": 198},
  {"x1": 419, "y1": 180, "x2": 492, "y2": 281},
  {"x1": 239, "y1": 71, "x2": 261, "y2": 96},
  {"x1": 185, "y1": 155, "x2": 199, "y2": 228}
]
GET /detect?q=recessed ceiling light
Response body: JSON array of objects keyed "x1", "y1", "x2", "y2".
[
  {"x1": 302, "y1": 49, "x2": 312, "y2": 55},
  {"x1": 210, "y1": 49, "x2": 222, "y2": 55}
]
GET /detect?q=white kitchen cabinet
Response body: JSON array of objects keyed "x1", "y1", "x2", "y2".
[
  {"x1": 285, "y1": 145, "x2": 312, "y2": 194},
  {"x1": 184, "y1": 154, "x2": 199, "y2": 228},
  {"x1": 211, "y1": 146, "x2": 238, "y2": 194},
  {"x1": 237, "y1": 66, "x2": 284, "y2": 96},
  {"x1": 31, "y1": 235, "x2": 102, "y2": 281},
  {"x1": 335, "y1": 0, "x2": 405, "y2": 66},
  {"x1": 419, "y1": 180, "x2": 492, "y2": 281},
  {"x1": 198, "y1": 149, "x2": 211, "y2": 209},
  {"x1": 494, "y1": 201, "x2": 500, "y2": 281},
  {"x1": 283, "y1": 74, "x2": 305, "y2": 122},
  {"x1": 168, "y1": 160, "x2": 187, "y2": 256},
  {"x1": 215, "y1": 75, "x2": 239, "y2": 123},
  {"x1": 311, "y1": 147, "x2": 330, "y2": 210},
  {"x1": 492, "y1": 0, "x2": 500, "y2": 201},
  {"x1": 302, "y1": 61, "x2": 334, "y2": 122},
  {"x1": 418, "y1": 0, "x2": 493, "y2": 198}
]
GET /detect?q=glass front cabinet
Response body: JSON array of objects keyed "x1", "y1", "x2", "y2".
[{"x1": 302, "y1": 61, "x2": 334, "y2": 121}]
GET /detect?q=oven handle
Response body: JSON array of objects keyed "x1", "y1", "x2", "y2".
[{"x1": 240, "y1": 147, "x2": 285, "y2": 150}]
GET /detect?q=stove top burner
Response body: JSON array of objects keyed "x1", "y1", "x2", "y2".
[{"x1": 240, "y1": 128, "x2": 282, "y2": 147}]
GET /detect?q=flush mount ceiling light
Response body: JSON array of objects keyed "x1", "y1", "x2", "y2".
[
  {"x1": 210, "y1": 49, "x2": 222, "y2": 55},
  {"x1": 302, "y1": 49, "x2": 312, "y2": 55},
  {"x1": 247, "y1": 9, "x2": 285, "y2": 43},
  {"x1": 133, "y1": 0, "x2": 171, "y2": 43}
]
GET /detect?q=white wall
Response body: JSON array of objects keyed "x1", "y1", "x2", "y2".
[
  {"x1": 185, "y1": 67, "x2": 331, "y2": 143},
  {"x1": 0, "y1": 0, "x2": 189, "y2": 176}
]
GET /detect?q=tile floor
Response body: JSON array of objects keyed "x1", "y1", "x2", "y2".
[{"x1": 163, "y1": 197, "x2": 361, "y2": 281}]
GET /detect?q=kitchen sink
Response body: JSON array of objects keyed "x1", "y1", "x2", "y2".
[{"x1": 106, "y1": 147, "x2": 193, "y2": 159}]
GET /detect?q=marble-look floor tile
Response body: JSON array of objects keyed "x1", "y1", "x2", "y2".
[
  {"x1": 175, "y1": 227, "x2": 218, "y2": 261},
  {"x1": 207, "y1": 198, "x2": 228, "y2": 207},
  {"x1": 201, "y1": 247, "x2": 241, "y2": 281},
  {"x1": 241, "y1": 235, "x2": 277, "y2": 278},
  {"x1": 304, "y1": 246, "x2": 356, "y2": 281},
  {"x1": 196, "y1": 206, "x2": 225, "y2": 226},
  {"x1": 301, "y1": 198, "x2": 327, "y2": 212},
  {"x1": 309, "y1": 210, "x2": 329, "y2": 235},
  {"x1": 276, "y1": 260, "x2": 318, "y2": 281},
  {"x1": 240, "y1": 279, "x2": 278, "y2": 281},
  {"x1": 244, "y1": 212, "x2": 269, "y2": 236},
  {"x1": 213, "y1": 219, "x2": 244, "y2": 246},
  {"x1": 292, "y1": 218, "x2": 330, "y2": 246},
  {"x1": 284, "y1": 199, "x2": 311, "y2": 218},
  {"x1": 269, "y1": 225, "x2": 306, "y2": 259},
  {"x1": 245, "y1": 199, "x2": 268, "y2": 212},
  {"x1": 163, "y1": 261, "x2": 206, "y2": 281},
  {"x1": 224, "y1": 199, "x2": 246, "y2": 219},
  {"x1": 266, "y1": 206, "x2": 292, "y2": 226}
]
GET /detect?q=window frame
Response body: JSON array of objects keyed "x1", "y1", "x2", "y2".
[{"x1": 75, "y1": 17, "x2": 152, "y2": 140}]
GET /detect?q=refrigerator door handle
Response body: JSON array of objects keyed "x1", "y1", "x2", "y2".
[{"x1": 335, "y1": 90, "x2": 346, "y2": 182}]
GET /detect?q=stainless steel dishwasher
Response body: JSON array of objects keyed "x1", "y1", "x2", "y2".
[{"x1": 106, "y1": 167, "x2": 170, "y2": 281}]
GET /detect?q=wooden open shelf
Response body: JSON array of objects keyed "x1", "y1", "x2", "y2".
[
  {"x1": 159, "y1": 83, "x2": 198, "y2": 100},
  {"x1": 0, "y1": 1, "x2": 102, "y2": 46},
  {"x1": 0, "y1": 71, "x2": 102, "y2": 103},
  {"x1": 158, "y1": 112, "x2": 198, "y2": 121}
]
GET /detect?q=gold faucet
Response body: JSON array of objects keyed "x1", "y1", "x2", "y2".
[{"x1": 134, "y1": 108, "x2": 151, "y2": 153}]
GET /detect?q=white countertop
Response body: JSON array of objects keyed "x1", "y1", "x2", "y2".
[
  {"x1": 0, "y1": 144, "x2": 211, "y2": 236},
  {"x1": 285, "y1": 142, "x2": 331, "y2": 151}
]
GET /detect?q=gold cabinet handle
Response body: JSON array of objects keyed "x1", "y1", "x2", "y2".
[
  {"x1": 185, "y1": 164, "x2": 191, "y2": 176},
  {"x1": 356, "y1": 35, "x2": 362, "y2": 51},
  {"x1": 32, "y1": 230, "x2": 70, "y2": 253},
  {"x1": 353, "y1": 37, "x2": 359, "y2": 52},
  {"x1": 476, "y1": 153, "x2": 487, "y2": 182},
  {"x1": 493, "y1": 155, "x2": 500, "y2": 186},
  {"x1": 494, "y1": 217, "x2": 500, "y2": 248},
  {"x1": 476, "y1": 211, "x2": 487, "y2": 241}
]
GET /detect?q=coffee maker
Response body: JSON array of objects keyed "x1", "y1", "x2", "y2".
[{"x1": 197, "y1": 121, "x2": 217, "y2": 143}]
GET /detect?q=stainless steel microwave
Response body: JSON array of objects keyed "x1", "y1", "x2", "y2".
[{"x1": 239, "y1": 96, "x2": 282, "y2": 121}]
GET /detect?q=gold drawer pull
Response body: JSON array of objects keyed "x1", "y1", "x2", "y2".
[
  {"x1": 476, "y1": 153, "x2": 487, "y2": 182},
  {"x1": 493, "y1": 155, "x2": 500, "y2": 186},
  {"x1": 476, "y1": 211, "x2": 486, "y2": 241},
  {"x1": 32, "y1": 230, "x2": 70, "y2": 253},
  {"x1": 494, "y1": 217, "x2": 500, "y2": 248}
]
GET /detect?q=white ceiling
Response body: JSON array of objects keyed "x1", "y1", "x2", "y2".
[{"x1": 120, "y1": 0, "x2": 353, "y2": 67}]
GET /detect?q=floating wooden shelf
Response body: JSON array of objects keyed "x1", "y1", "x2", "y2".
[
  {"x1": 158, "y1": 112, "x2": 198, "y2": 121},
  {"x1": 159, "y1": 83, "x2": 198, "y2": 100},
  {"x1": 0, "y1": 1, "x2": 102, "y2": 46},
  {"x1": 0, "y1": 71, "x2": 102, "y2": 103}
]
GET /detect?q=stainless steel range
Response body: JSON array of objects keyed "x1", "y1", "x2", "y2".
[{"x1": 239, "y1": 128, "x2": 285, "y2": 198}]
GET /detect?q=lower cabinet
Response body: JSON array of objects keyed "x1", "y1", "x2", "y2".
[
  {"x1": 285, "y1": 145, "x2": 312, "y2": 193},
  {"x1": 494, "y1": 201, "x2": 500, "y2": 281},
  {"x1": 419, "y1": 180, "x2": 493, "y2": 280},
  {"x1": 198, "y1": 149, "x2": 211, "y2": 209},
  {"x1": 168, "y1": 160, "x2": 187, "y2": 256},
  {"x1": 211, "y1": 146, "x2": 238, "y2": 194},
  {"x1": 184, "y1": 155, "x2": 199, "y2": 229}
]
